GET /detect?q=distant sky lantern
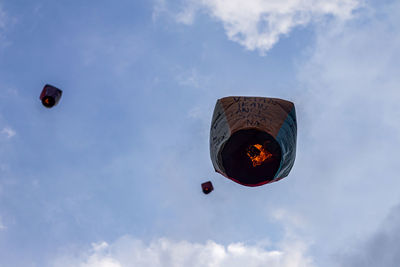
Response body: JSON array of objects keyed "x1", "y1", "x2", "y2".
[
  {"x1": 210, "y1": 96, "x2": 297, "y2": 187},
  {"x1": 40, "y1": 84, "x2": 62, "y2": 108},
  {"x1": 201, "y1": 181, "x2": 214, "y2": 194}
]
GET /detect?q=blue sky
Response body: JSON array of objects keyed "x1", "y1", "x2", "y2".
[{"x1": 1, "y1": 0, "x2": 400, "y2": 266}]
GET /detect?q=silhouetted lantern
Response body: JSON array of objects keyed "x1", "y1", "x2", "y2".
[
  {"x1": 210, "y1": 96, "x2": 297, "y2": 187},
  {"x1": 40, "y1": 84, "x2": 62, "y2": 108},
  {"x1": 201, "y1": 181, "x2": 214, "y2": 194}
]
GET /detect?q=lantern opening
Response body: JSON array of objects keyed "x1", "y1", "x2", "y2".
[
  {"x1": 42, "y1": 96, "x2": 56, "y2": 108},
  {"x1": 221, "y1": 129, "x2": 282, "y2": 186}
]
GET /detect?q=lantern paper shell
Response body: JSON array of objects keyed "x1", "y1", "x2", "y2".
[
  {"x1": 40, "y1": 84, "x2": 62, "y2": 108},
  {"x1": 210, "y1": 96, "x2": 297, "y2": 187},
  {"x1": 201, "y1": 181, "x2": 214, "y2": 194}
]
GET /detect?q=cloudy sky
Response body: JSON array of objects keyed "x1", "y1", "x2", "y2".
[{"x1": 1, "y1": 0, "x2": 400, "y2": 266}]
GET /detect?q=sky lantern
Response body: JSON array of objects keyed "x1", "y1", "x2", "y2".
[
  {"x1": 40, "y1": 84, "x2": 62, "y2": 108},
  {"x1": 201, "y1": 181, "x2": 214, "y2": 194},
  {"x1": 210, "y1": 96, "x2": 297, "y2": 187}
]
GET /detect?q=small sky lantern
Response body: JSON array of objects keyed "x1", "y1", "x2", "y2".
[
  {"x1": 40, "y1": 84, "x2": 62, "y2": 108},
  {"x1": 210, "y1": 96, "x2": 297, "y2": 187},
  {"x1": 201, "y1": 181, "x2": 214, "y2": 194}
]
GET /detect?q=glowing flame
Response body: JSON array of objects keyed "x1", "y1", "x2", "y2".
[
  {"x1": 247, "y1": 144, "x2": 272, "y2": 167},
  {"x1": 44, "y1": 98, "x2": 50, "y2": 104}
]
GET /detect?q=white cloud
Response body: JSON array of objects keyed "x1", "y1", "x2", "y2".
[
  {"x1": 53, "y1": 236, "x2": 314, "y2": 267},
  {"x1": 1, "y1": 127, "x2": 16, "y2": 139},
  {"x1": 175, "y1": 67, "x2": 211, "y2": 89},
  {"x1": 0, "y1": 5, "x2": 6, "y2": 30},
  {"x1": 271, "y1": 209, "x2": 307, "y2": 229},
  {"x1": 0, "y1": 217, "x2": 5, "y2": 231},
  {"x1": 176, "y1": 0, "x2": 361, "y2": 54},
  {"x1": 337, "y1": 204, "x2": 400, "y2": 267},
  {"x1": 153, "y1": 0, "x2": 168, "y2": 22},
  {"x1": 176, "y1": 68, "x2": 201, "y2": 88},
  {"x1": 0, "y1": 4, "x2": 8, "y2": 44},
  {"x1": 285, "y1": 0, "x2": 400, "y2": 262}
]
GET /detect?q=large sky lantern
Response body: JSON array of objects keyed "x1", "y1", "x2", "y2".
[
  {"x1": 40, "y1": 84, "x2": 63, "y2": 108},
  {"x1": 210, "y1": 96, "x2": 297, "y2": 187}
]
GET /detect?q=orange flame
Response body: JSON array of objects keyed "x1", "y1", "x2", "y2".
[{"x1": 247, "y1": 144, "x2": 272, "y2": 167}]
